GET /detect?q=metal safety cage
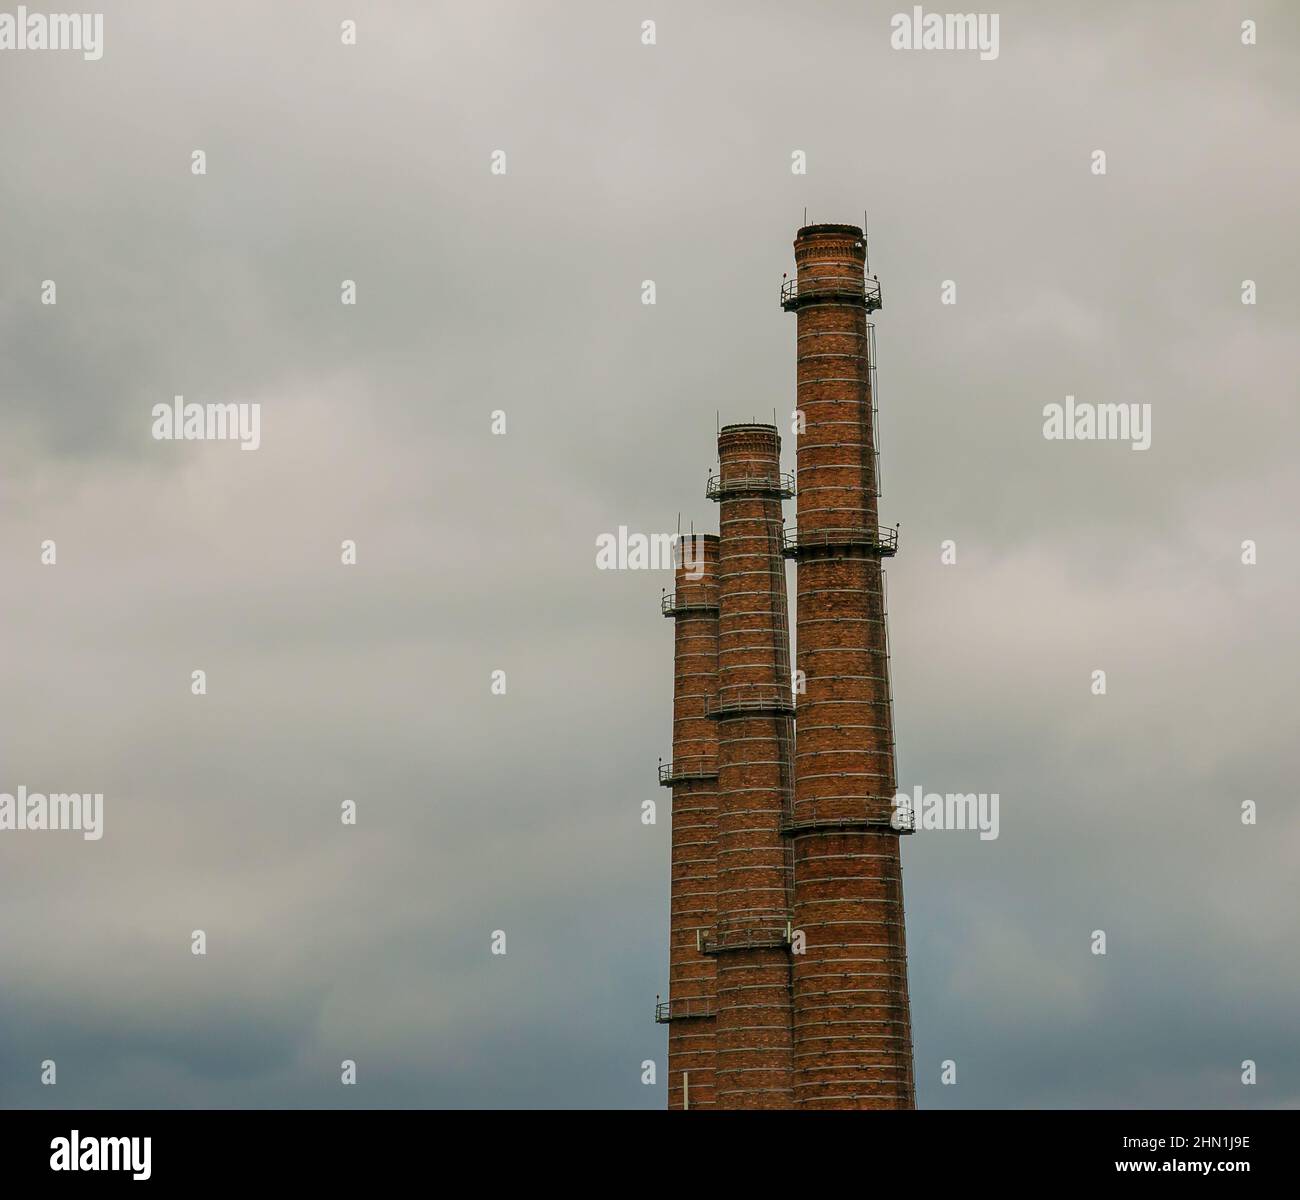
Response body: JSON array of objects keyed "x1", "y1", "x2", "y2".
[
  {"x1": 781, "y1": 525, "x2": 898, "y2": 558},
  {"x1": 780, "y1": 803, "x2": 916, "y2": 836},
  {"x1": 704, "y1": 683, "x2": 796, "y2": 719},
  {"x1": 658, "y1": 756, "x2": 720, "y2": 785},
  {"x1": 780, "y1": 274, "x2": 882, "y2": 313},
  {"x1": 655, "y1": 996, "x2": 717, "y2": 1023},
  {"x1": 700, "y1": 920, "x2": 794, "y2": 956},
  {"x1": 706, "y1": 472, "x2": 796, "y2": 501},
  {"x1": 661, "y1": 590, "x2": 720, "y2": 617}
]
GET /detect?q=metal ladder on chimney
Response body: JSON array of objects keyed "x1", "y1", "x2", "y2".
[{"x1": 867, "y1": 321, "x2": 882, "y2": 499}]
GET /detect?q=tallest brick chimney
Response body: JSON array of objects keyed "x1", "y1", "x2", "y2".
[{"x1": 781, "y1": 224, "x2": 916, "y2": 1108}]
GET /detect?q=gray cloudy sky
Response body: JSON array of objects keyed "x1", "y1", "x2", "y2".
[{"x1": 1, "y1": 0, "x2": 1297, "y2": 1109}]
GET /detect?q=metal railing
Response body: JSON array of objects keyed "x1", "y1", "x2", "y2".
[
  {"x1": 655, "y1": 997, "x2": 716, "y2": 1023},
  {"x1": 661, "y1": 591, "x2": 719, "y2": 617},
  {"x1": 704, "y1": 684, "x2": 796, "y2": 718},
  {"x1": 781, "y1": 525, "x2": 898, "y2": 557},
  {"x1": 706, "y1": 472, "x2": 796, "y2": 500},
  {"x1": 701, "y1": 921, "x2": 793, "y2": 955},
  {"x1": 658, "y1": 757, "x2": 719, "y2": 785},
  {"x1": 780, "y1": 804, "x2": 915, "y2": 835},
  {"x1": 781, "y1": 274, "x2": 883, "y2": 312}
]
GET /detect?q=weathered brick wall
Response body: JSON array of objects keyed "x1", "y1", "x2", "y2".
[{"x1": 666, "y1": 534, "x2": 719, "y2": 1109}]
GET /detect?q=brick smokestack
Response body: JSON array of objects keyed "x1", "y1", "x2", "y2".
[
  {"x1": 707, "y1": 424, "x2": 796, "y2": 1108},
  {"x1": 782, "y1": 224, "x2": 916, "y2": 1108},
  {"x1": 659, "y1": 532, "x2": 720, "y2": 1109}
]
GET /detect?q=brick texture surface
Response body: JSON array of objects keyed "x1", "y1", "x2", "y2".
[
  {"x1": 666, "y1": 535, "x2": 719, "y2": 1109},
  {"x1": 788, "y1": 226, "x2": 916, "y2": 1109},
  {"x1": 710, "y1": 425, "x2": 795, "y2": 1109}
]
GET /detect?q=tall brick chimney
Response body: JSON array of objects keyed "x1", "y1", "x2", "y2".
[
  {"x1": 656, "y1": 226, "x2": 917, "y2": 1111},
  {"x1": 658, "y1": 533, "x2": 720, "y2": 1109},
  {"x1": 706, "y1": 424, "x2": 796, "y2": 1108},
  {"x1": 781, "y1": 224, "x2": 916, "y2": 1108}
]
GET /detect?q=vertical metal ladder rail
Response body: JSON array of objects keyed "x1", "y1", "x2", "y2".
[{"x1": 868, "y1": 321, "x2": 882, "y2": 500}]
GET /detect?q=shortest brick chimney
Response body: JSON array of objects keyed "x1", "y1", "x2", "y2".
[{"x1": 659, "y1": 533, "x2": 720, "y2": 1109}]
